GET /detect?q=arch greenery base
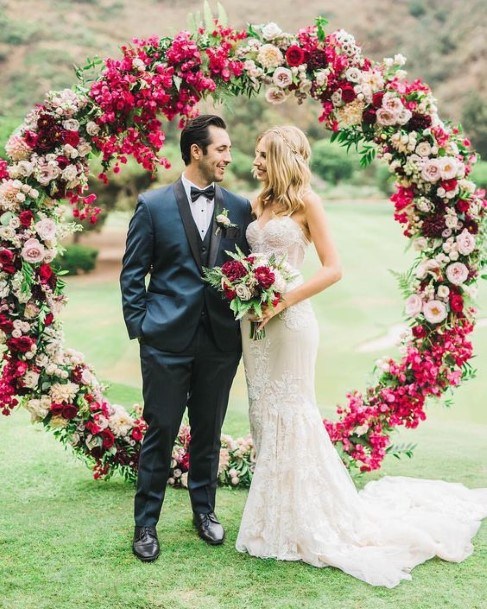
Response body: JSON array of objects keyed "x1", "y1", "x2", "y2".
[{"x1": 0, "y1": 13, "x2": 485, "y2": 487}]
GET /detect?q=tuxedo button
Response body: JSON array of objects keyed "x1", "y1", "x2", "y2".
[{"x1": 201, "y1": 246, "x2": 207, "y2": 252}]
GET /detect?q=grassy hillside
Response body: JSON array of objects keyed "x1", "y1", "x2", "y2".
[{"x1": 0, "y1": 0, "x2": 486, "y2": 127}]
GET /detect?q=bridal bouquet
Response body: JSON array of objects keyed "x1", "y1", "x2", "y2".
[{"x1": 203, "y1": 247, "x2": 295, "y2": 339}]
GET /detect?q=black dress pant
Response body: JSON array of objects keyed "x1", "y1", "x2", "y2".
[{"x1": 134, "y1": 322, "x2": 241, "y2": 526}]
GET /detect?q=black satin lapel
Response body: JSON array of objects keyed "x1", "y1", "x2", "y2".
[
  {"x1": 173, "y1": 179, "x2": 203, "y2": 272},
  {"x1": 208, "y1": 185, "x2": 224, "y2": 268}
]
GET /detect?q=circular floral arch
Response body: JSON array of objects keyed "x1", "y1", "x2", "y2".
[{"x1": 0, "y1": 16, "x2": 484, "y2": 486}]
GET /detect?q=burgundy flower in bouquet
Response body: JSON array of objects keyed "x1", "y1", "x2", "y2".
[{"x1": 203, "y1": 246, "x2": 295, "y2": 339}]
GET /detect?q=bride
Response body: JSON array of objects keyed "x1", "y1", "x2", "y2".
[{"x1": 235, "y1": 125, "x2": 487, "y2": 587}]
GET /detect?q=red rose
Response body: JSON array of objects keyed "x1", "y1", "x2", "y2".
[
  {"x1": 62, "y1": 404, "x2": 78, "y2": 419},
  {"x1": 0, "y1": 314, "x2": 13, "y2": 333},
  {"x1": 102, "y1": 428, "x2": 115, "y2": 449},
  {"x1": 341, "y1": 84, "x2": 356, "y2": 103},
  {"x1": 132, "y1": 427, "x2": 144, "y2": 442},
  {"x1": 0, "y1": 248, "x2": 17, "y2": 273},
  {"x1": 372, "y1": 92, "x2": 384, "y2": 108},
  {"x1": 455, "y1": 199, "x2": 470, "y2": 214},
  {"x1": 254, "y1": 266, "x2": 275, "y2": 289},
  {"x1": 412, "y1": 325, "x2": 427, "y2": 339},
  {"x1": 44, "y1": 312, "x2": 54, "y2": 326},
  {"x1": 23, "y1": 130, "x2": 38, "y2": 148},
  {"x1": 38, "y1": 263, "x2": 54, "y2": 284},
  {"x1": 50, "y1": 402, "x2": 64, "y2": 416},
  {"x1": 63, "y1": 130, "x2": 80, "y2": 147},
  {"x1": 441, "y1": 179, "x2": 458, "y2": 192},
  {"x1": 0, "y1": 248, "x2": 14, "y2": 265},
  {"x1": 7, "y1": 336, "x2": 34, "y2": 353},
  {"x1": 221, "y1": 260, "x2": 247, "y2": 282},
  {"x1": 285, "y1": 45, "x2": 306, "y2": 67},
  {"x1": 449, "y1": 293, "x2": 464, "y2": 313},
  {"x1": 223, "y1": 288, "x2": 237, "y2": 301},
  {"x1": 19, "y1": 210, "x2": 34, "y2": 227}
]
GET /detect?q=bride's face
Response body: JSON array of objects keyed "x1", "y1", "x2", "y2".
[{"x1": 253, "y1": 137, "x2": 268, "y2": 181}]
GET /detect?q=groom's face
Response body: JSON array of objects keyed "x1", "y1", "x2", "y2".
[{"x1": 197, "y1": 126, "x2": 232, "y2": 183}]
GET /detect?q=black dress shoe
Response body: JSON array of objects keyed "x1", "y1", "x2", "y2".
[
  {"x1": 132, "y1": 526, "x2": 160, "y2": 562},
  {"x1": 193, "y1": 512, "x2": 225, "y2": 545}
]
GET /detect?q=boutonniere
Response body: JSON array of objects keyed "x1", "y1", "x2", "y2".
[{"x1": 215, "y1": 208, "x2": 239, "y2": 236}]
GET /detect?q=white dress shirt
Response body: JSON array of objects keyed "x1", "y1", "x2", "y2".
[{"x1": 181, "y1": 174, "x2": 215, "y2": 239}]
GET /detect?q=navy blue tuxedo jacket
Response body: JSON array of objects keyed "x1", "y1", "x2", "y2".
[{"x1": 120, "y1": 178, "x2": 253, "y2": 352}]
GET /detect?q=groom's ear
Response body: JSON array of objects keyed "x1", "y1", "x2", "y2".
[{"x1": 190, "y1": 143, "x2": 202, "y2": 161}]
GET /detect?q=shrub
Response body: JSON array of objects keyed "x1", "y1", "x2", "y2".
[
  {"x1": 470, "y1": 160, "x2": 487, "y2": 189},
  {"x1": 311, "y1": 139, "x2": 357, "y2": 183},
  {"x1": 54, "y1": 244, "x2": 98, "y2": 275}
]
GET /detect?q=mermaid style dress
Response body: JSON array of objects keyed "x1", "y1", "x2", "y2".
[{"x1": 236, "y1": 216, "x2": 487, "y2": 588}]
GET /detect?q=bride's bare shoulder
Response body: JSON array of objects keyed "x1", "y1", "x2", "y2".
[{"x1": 302, "y1": 189, "x2": 323, "y2": 210}]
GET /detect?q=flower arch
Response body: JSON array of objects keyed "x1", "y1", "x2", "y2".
[{"x1": 0, "y1": 16, "x2": 485, "y2": 486}]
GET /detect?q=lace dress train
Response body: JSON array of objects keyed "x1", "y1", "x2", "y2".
[{"x1": 235, "y1": 217, "x2": 487, "y2": 588}]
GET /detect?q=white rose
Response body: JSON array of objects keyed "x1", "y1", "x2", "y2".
[
  {"x1": 86, "y1": 121, "x2": 100, "y2": 136},
  {"x1": 415, "y1": 141, "x2": 432, "y2": 157},
  {"x1": 235, "y1": 283, "x2": 253, "y2": 301},
  {"x1": 421, "y1": 159, "x2": 442, "y2": 183},
  {"x1": 261, "y1": 22, "x2": 282, "y2": 40},
  {"x1": 437, "y1": 285, "x2": 450, "y2": 299},
  {"x1": 423, "y1": 300, "x2": 448, "y2": 324}
]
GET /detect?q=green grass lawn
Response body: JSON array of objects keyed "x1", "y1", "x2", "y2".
[{"x1": 1, "y1": 202, "x2": 486, "y2": 608}]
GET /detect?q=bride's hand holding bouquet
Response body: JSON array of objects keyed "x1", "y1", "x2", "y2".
[{"x1": 203, "y1": 246, "x2": 295, "y2": 339}]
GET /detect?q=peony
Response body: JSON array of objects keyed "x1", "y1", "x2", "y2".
[
  {"x1": 257, "y1": 44, "x2": 284, "y2": 69},
  {"x1": 6, "y1": 134, "x2": 31, "y2": 161},
  {"x1": 265, "y1": 86, "x2": 288, "y2": 104},
  {"x1": 423, "y1": 300, "x2": 448, "y2": 324},
  {"x1": 405, "y1": 294, "x2": 423, "y2": 317},
  {"x1": 456, "y1": 229, "x2": 475, "y2": 256},
  {"x1": 108, "y1": 405, "x2": 134, "y2": 437},
  {"x1": 261, "y1": 22, "x2": 282, "y2": 40},
  {"x1": 382, "y1": 92, "x2": 404, "y2": 113},
  {"x1": 446, "y1": 262, "x2": 469, "y2": 286},
  {"x1": 50, "y1": 381, "x2": 79, "y2": 403},
  {"x1": 21, "y1": 238, "x2": 45, "y2": 264},
  {"x1": 272, "y1": 67, "x2": 293, "y2": 88}
]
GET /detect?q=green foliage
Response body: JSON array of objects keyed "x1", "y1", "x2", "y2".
[
  {"x1": 463, "y1": 93, "x2": 487, "y2": 158},
  {"x1": 0, "y1": 14, "x2": 41, "y2": 45},
  {"x1": 0, "y1": 115, "x2": 22, "y2": 158},
  {"x1": 228, "y1": 148, "x2": 254, "y2": 184},
  {"x1": 54, "y1": 244, "x2": 98, "y2": 275},
  {"x1": 471, "y1": 160, "x2": 487, "y2": 189},
  {"x1": 408, "y1": 0, "x2": 427, "y2": 18},
  {"x1": 311, "y1": 138, "x2": 357, "y2": 183}
]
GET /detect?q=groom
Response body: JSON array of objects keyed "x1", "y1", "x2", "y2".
[{"x1": 120, "y1": 115, "x2": 253, "y2": 562}]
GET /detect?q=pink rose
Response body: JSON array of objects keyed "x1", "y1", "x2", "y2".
[
  {"x1": 421, "y1": 159, "x2": 441, "y2": 183},
  {"x1": 405, "y1": 294, "x2": 423, "y2": 317},
  {"x1": 21, "y1": 238, "x2": 45, "y2": 264},
  {"x1": 446, "y1": 262, "x2": 468, "y2": 286},
  {"x1": 376, "y1": 108, "x2": 398, "y2": 126},
  {"x1": 455, "y1": 229, "x2": 475, "y2": 256}
]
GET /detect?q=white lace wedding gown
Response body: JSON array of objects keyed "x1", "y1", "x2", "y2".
[{"x1": 236, "y1": 216, "x2": 487, "y2": 588}]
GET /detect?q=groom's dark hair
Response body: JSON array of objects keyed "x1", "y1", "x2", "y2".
[{"x1": 180, "y1": 114, "x2": 227, "y2": 165}]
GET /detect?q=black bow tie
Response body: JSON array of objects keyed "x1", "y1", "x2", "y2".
[{"x1": 190, "y1": 185, "x2": 215, "y2": 202}]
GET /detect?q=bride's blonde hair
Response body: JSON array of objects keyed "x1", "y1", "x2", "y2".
[{"x1": 254, "y1": 125, "x2": 312, "y2": 218}]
